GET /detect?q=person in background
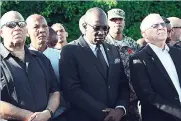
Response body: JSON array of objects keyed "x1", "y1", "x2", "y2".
[
  {"x1": 105, "y1": 8, "x2": 141, "y2": 121},
  {"x1": 51, "y1": 23, "x2": 68, "y2": 50}
]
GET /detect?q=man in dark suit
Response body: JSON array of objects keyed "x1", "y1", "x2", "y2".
[
  {"x1": 130, "y1": 13, "x2": 181, "y2": 121},
  {"x1": 59, "y1": 7, "x2": 129, "y2": 121}
]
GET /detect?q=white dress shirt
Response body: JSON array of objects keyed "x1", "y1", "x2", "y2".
[
  {"x1": 84, "y1": 37, "x2": 109, "y2": 66},
  {"x1": 84, "y1": 37, "x2": 126, "y2": 114},
  {"x1": 149, "y1": 43, "x2": 181, "y2": 103}
]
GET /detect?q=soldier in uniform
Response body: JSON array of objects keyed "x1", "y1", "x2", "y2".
[{"x1": 105, "y1": 8, "x2": 141, "y2": 121}]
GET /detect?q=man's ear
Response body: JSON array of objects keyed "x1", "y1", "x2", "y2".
[
  {"x1": 0, "y1": 29, "x2": 4, "y2": 38},
  {"x1": 141, "y1": 31, "x2": 146, "y2": 38},
  {"x1": 83, "y1": 23, "x2": 87, "y2": 29},
  {"x1": 66, "y1": 32, "x2": 68, "y2": 37}
]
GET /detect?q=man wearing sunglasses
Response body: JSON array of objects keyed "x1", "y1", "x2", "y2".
[
  {"x1": 60, "y1": 7, "x2": 129, "y2": 121},
  {"x1": 105, "y1": 8, "x2": 141, "y2": 121},
  {"x1": 167, "y1": 17, "x2": 181, "y2": 48},
  {"x1": 130, "y1": 13, "x2": 181, "y2": 121},
  {"x1": 0, "y1": 11, "x2": 60, "y2": 121}
]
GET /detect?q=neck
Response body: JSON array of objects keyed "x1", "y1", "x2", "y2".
[
  {"x1": 150, "y1": 41, "x2": 165, "y2": 49},
  {"x1": 11, "y1": 46, "x2": 25, "y2": 62},
  {"x1": 55, "y1": 42, "x2": 67, "y2": 50},
  {"x1": 109, "y1": 33, "x2": 123, "y2": 40},
  {"x1": 33, "y1": 43, "x2": 47, "y2": 52}
]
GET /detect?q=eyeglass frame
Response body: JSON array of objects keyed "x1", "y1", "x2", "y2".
[
  {"x1": 0, "y1": 21, "x2": 27, "y2": 29},
  {"x1": 86, "y1": 23, "x2": 110, "y2": 31}
]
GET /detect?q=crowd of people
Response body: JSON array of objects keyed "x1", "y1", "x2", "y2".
[{"x1": 0, "y1": 7, "x2": 181, "y2": 121}]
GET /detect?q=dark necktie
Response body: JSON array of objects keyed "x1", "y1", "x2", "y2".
[{"x1": 96, "y1": 44, "x2": 108, "y2": 75}]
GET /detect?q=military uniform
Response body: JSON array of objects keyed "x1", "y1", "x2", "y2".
[{"x1": 106, "y1": 34, "x2": 141, "y2": 121}]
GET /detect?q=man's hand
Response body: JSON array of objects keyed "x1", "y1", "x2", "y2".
[
  {"x1": 103, "y1": 108, "x2": 124, "y2": 121},
  {"x1": 29, "y1": 110, "x2": 51, "y2": 121}
]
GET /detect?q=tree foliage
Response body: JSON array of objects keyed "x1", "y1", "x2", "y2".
[{"x1": 1, "y1": 1, "x2": 181, "y2": 44}]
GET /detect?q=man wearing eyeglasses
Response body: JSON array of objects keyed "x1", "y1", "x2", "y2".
[
  {"x1": 59, "y1": 7, "x2": 129, "y2": 121},
  {"x1": 167, "y1": 17, "x2": 181, "y2": 48},
  {"x1": 51, "y1": 23, "x2": 68, "y2": 50},
  {"x1": 0, "y1": 11, "x2": 60, "y2": 121},
  {"x1": 105, "y1": 8, "x2": 141, "y2": 121},
  {"x1": 130, "y1": 13, "x2": 181, "y2": 121}
]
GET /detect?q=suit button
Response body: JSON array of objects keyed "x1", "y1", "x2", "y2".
[
  {"x1": 175, "y1": 97, "x2": 179, "y2": 100},
  {"x1": 108, "y1": 86, "x2": 111, "y2": 89}
]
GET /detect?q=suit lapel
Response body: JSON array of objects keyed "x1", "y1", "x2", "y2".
[
  {"x1": 103, "y1": 43, "x2": 114, "y2": 78},
  {"x1": 169, "y1": 47, "x2": 181, "y2": 86},
  {"x1": 145, "y1": 45, "x2": 176, "y2": 89},
  {"x1": 78, "y1": 37, "x2": 107, "y2": 80}
]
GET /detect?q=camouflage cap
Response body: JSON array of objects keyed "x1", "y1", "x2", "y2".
[{"x1": 107, "y1": 9, "x2": 125, "y2": 20}]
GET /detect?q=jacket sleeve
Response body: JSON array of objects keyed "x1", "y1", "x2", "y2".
[
  {"x1": 59, "y1": 45, "x2": 107, "y2": 121},
  {"x1": 129, "y1": 55, "x2": 181, "y2": 119}
]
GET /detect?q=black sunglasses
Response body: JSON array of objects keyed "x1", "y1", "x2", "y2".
[
  {"x1": 86, "y1": 23, "x2": 110, "y2": 31},
  {"x1": 1, "y1": 21, "x2": 27, "y2": 29},
  {"x1": 151, "y1": 23, "x2": 166, "y2": 29}
]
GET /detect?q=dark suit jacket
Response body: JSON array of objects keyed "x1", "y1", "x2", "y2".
[
  {"x1": 59, "y1": 36, "x2": 129, "y2": 121},
  {"x1": 130, "y1": 45, "x2": 181, "y2": 121}
]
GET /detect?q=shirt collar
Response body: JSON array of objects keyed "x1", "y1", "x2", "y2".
[
  {"x1": 0, "y1": 43, "x2": 36, "y2": 59},
  {"x1": 29, "y1": 44, "x2": 38, "y2": 51},
  {"x1": 148, "y1": 43, "x2": 169, "y2": 53},
  {"x1": 84, "y1": 36, "x2": 97, "y2": 51}
]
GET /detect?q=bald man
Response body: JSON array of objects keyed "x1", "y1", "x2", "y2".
[
  {"x1": 0, "y1": 11, "x2": 60, "y2": 121},
  {"x1": 167, "y1": 17, "x2": 181, "y2": 48},
  {"x1": 60, "y1": 7, "x2": 129, "y2": 121},
  {"x1": 130, "y1": 13, "x2": 181, "y2": 121},
  {"x1": 51, "y1": 23, "x2": 68, "y2": 50},
  {"x1": 167, "y1": 17, "x2": 181, "y2": 42},
  {"x1": 26, "y1": 14, "x2": 49, "y2": 52}
]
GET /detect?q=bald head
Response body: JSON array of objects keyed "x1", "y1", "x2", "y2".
[
  {"x1": 140, "y1": 13, "x2": 164, "y2": 32},
  {"x1": 84, "y1": 7, "x2": 108, "y2": 24},
  {"x1": 79, "y1": 15, "x2": 85, "y2": 34},
  {"x1": 0, "y1": 11, "x2": 26, "y2": 52},
  {"x1": 26, "y1": 14, "x2": 47, "y2": 26},
  {"x1": 167, "y1": 17, "x2": 181, "y2": 41},
  {"x1": 26, "y1": 14, "x2": 49, "y2": 51},
  {"x1": 0, "y1": 11, "x2": 24, "y2": 27},
  {"x1": 167, "y1": 17, "x2": 181, "y2": 28}
]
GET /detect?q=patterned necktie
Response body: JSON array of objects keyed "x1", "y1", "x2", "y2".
[{"x1": 96, "y1": 44, "x2": 108, "y2": 75}]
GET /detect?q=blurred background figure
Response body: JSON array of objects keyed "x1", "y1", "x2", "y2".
[
  {"x1": 167, "y1": 17, "x2": 181, "y2": 48},
  {"x1": 51, "y1": 23, "x2": 68, "y2": 50}
]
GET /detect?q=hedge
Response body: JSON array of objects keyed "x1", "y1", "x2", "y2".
[{"x1": 1, "y1": 0, "x2": 181, "y2": 44}]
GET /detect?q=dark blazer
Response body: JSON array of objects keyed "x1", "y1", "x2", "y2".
[
  {"x1": 130, "y1": 45, "x2": 181, "y2": 121},
  {"x1": 59, "y1": 36, "x2": 129, "y2": 121}
]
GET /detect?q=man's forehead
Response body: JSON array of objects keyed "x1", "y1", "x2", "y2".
[
  {"x1": 1, "y1": 11, "x2": 24, "y2": 26},
  {"x1": 141, "y1": 14, "x2": 164, "y2": 31},
  {"x1": 26, "y1": 14, "x2": 47, "y2": 25},
  {"x1": 53, "y1": 25, "x2": 65, "y2": 31}
]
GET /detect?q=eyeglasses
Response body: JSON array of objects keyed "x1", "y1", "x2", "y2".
[
  {"x1": 150, "y1": 23, "x2": 166, "y2": 29},
  {"x1": 86, "y1": 23, "x2": 110, "y2": 31},
  {"x1": 173, "y1": 27, "x2": 181, "y2": 29},
  {"x1": 1, "y1": 21, "x2": 27, "y2": 29}
]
